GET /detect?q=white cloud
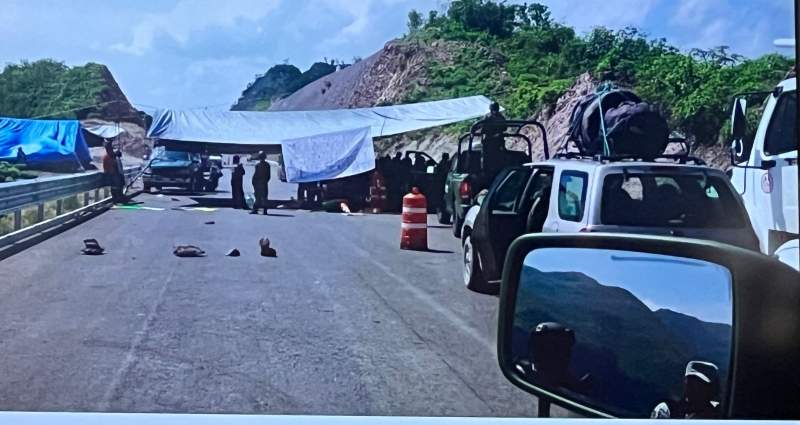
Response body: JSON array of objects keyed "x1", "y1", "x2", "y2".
[{"x1": 111, "y1": 0, "x2": 280, "y2": 55}]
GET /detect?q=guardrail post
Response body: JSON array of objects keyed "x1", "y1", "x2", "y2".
[
  {"x1": 37, "y1": 204, "x2": 44, "y2": 222},
  {"x1": 13, "y1": 210, "x2": 22, "y2": 231},
  {"x1": 56, "y1": 199, "x2": 63, "y2": 216},
  {"x1": 84, "y1": 192, "x2": 90, "y2": 206},
  {"x1": 94, "y1": 189, "x2": 100, "y2": 202}
]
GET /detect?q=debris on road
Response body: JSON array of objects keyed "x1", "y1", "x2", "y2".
[
  {"x1": 81, "y1": 239, "x2": 105, "y2": 255},
  {"x1": 171, "y1": 197, "x2": 180, "y2": 201},
  {"x1": 204, "y1": 221, "x2": 215, "y2": 225},
  {"x1": 259, "y1": 238, "x2": 277, "y2": 257},
  {"x1": 226, "y1": 248, "x2": 240, "y2": 257},
  {"x1": 322, "y1": 198, "x2": 349, "y2": 213},
  {"x1": 173, "y1": 245, "x2": 206, "y2": 257}
]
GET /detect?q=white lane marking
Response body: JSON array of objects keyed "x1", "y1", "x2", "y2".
[{"x1": 99, "y1": 266, "x2": 175, "y2": 409}]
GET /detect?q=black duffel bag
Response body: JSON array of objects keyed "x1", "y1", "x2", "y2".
[
  {"x1": 568, "y1": 87, "x2": 668, "y2": 158},
  {"x1": 604, "y1": 101, "x2": 669, "y2": 158}
]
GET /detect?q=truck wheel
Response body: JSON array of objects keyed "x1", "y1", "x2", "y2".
[{"x1": 437, "y1": 206, "x2": 452, "y2": 225}]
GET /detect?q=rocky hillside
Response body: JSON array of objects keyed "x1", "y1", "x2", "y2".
[
  {"x1": 269, "y1": 39, "x2": 467, "y2": 111},
  {"x1": 232, "y1": 62, "x2": 338, "y2": 111}
]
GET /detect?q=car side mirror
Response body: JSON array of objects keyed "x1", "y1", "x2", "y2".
[
  {"x1": 497, "y1": 233, "x2": 800, "y2": 419},
  {"x1": 730, "y1": 98, "x2": 752, "y2": 164}
]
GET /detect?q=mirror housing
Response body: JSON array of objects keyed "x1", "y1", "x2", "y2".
[
  {"x1": 729, "y1": 98, "x2": 752, "y2": 164},
  {"x1": 498, "y1": 233, "x2": 800, "y2": 419}
]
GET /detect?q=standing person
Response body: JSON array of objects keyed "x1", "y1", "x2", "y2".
[
  {"x1": 251, "y1": 151, "x2": 271, "y2": 215},
  {"x1": 400, "y1": 151, "x2": 413, "y2": 193},
  {"x1": 231, "y1": 155, "x2": 246, "y2": 209},
  {"x1": 103, "y1": 141, "x2": 124, "y2": 204}
]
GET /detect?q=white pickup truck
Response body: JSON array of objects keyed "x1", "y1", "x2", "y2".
[{"x1": 730, "y1": 67, "x2": 797, "y2": 270}]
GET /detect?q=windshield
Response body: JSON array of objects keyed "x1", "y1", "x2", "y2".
[
  {"x1": 764, "y1": 91, "x2": 797, "y2": 156},
  {"x1": 601, "y1": 173, "x2": 747, "y2": 228},
  {"x1": 154, "y1": 150, "x2": 192, "y2": 162},
  {"x1": 0, "y1": 0, "x2": 796, "y2": 420}
]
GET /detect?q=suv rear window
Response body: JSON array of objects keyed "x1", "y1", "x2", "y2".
[{"x1": 601, "y1": 173, "x2": 746, "y2": 228}]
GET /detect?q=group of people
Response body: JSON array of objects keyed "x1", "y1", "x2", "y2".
[
  {"x1": 376, "y1": 151, "x2": 450, "y2": 211},
  {"x1": 230, "y1": 151, "x2": 272, "y2": 215}
]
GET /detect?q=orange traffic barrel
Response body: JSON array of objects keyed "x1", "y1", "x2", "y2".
[{"x1": 401, "y1": 187, "x2": 427, "y2": 250}]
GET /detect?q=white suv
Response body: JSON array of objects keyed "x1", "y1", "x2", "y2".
[{"x1": 461, "y1": 157, "x2": 759, "y2": 295}]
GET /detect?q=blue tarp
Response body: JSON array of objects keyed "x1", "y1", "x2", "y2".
[{"x1": 0, "y1": 117, "x2": 92, "y2": 170}]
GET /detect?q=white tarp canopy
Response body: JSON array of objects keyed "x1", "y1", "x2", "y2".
[
  {"x1": 82, "y1": 124, "x2": 126, "y2": 139},
  {"x1": 146, "y1": 95, "x2": 493, "y2": 144},
  {"x1": 282, "y1": 126, "x2": 374, "y2": 183}
]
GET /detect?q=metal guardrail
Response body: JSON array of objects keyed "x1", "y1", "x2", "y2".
[{"x1": 0, "y1": 166, "x2": 140, "y2": 245}]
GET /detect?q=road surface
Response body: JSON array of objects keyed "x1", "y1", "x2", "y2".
[{"x1": 0, "y1": 166, "x2": 554, "y2": 416}]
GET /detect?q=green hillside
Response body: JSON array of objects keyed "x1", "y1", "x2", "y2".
[
  {"x1": 404, "y1": 0, "x2": 793, "y2": 144},
  {"x1": 0, "y1": 59, "x2": 130, "y2": 119}
]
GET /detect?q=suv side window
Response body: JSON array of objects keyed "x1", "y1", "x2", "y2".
[
  {"x1": 558, "y1": 171, "x2": 588, "y2": 221},
  {"x1": 491, "y1": 168, "x2": 532, "y2": 213}
]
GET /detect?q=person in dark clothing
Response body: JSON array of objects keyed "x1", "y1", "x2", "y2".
[
  {"x1": 102, "y1": 141, "x2": 125, "y2": 204},
  {"x1": 652, "y1": 361, "x2": 721, "y2": 419},
  {"x1": 251, "y1": 151, "x2": 271, "y2": 215},
  {"x1": 231, "y1": 155, "x2": 246, "y2": 209},
  {"x1": 482, "y1": 101, "x2": 509, "y2": 178},
  {"x1": 413, "y1": 153, "x2": 427, "y2": 173},
  {"x1": 400, "y1": 152, "x2": 413, "y2": 194}
]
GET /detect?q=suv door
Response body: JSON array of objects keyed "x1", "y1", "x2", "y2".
[{"x1": 472, "y1": 166, "x2": 533, "y2": 281}]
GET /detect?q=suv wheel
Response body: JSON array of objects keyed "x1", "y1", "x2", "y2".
[{"x1": 463, "y1": 233, "x2": 487, "y2": 291}]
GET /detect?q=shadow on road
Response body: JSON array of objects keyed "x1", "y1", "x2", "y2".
[{"x1": 421, "y1": 248, "x2": 455, "y2": 254}]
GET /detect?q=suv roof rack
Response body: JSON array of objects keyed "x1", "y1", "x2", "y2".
[{"x1": 553, "y1": 151, "x2": 707, "y2": 166}]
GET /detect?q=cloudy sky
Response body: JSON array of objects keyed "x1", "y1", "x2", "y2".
[{"x1": 1, "y1": 0, "x2": 794, "y2": 110}]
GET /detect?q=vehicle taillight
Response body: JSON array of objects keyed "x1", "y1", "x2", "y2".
[{"x1": 459, "y1": 180, "x2": 471, "y2": 200}]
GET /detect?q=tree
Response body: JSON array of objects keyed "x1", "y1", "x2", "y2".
[{"x1": 408, "y1": 9, "x2": 424, "y2": 33}]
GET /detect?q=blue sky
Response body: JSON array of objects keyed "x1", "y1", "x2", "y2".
[
  {"x1": 1, "y1": 0, "x2": 794, "y2": 110},
  {"x1": 524, "y1": 248, "x2": 734, "y2": 324}
]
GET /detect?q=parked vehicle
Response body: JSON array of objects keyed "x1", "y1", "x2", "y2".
[
  {"x1": 462, "y1": 156, "x2": 759, "y2": 295},
  {"x1": 440, "y1": 119, "x2": 545, "y2": 237},
  {"x1": 143, "y1": 148, "x2": 202, "y2": 192},
  {"x1": 730, "y1": 71, "x2": 797, "y2": 270}
]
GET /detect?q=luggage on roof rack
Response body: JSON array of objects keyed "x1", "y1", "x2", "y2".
[{"x1": 568, "y1": 85, "x2": 669, "y2": 158}]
